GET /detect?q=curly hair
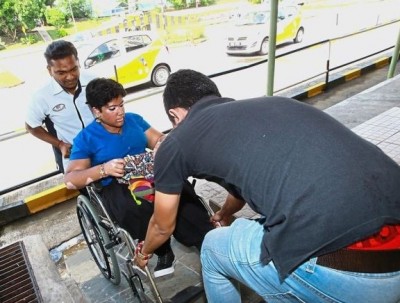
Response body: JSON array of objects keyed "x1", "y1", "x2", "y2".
[
  {"x1": 163, "y1": 69, "x2": 221, "y2": 121},
  {"x1": 44, "y1": 40, "x2": 78, "y2": 66},
  {"x1": 86, "y1": 78, "x2": 127, "y2": 109}
]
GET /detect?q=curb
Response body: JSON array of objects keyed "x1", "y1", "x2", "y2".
[
  {"x1": 0, "y1": 183, "x2": 79, "y2": 226},
  {"x1": 0, "y1": 54, "x2": 394, "y2": 226},
  {"x1": 291, "y1": 56, "x2": 391, "y2": 100}
]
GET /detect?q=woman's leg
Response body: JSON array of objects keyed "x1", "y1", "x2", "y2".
[
  {"x1": 101, "y1": 181, "x2": 174, "y2": 277},
  {"x1": 174, "y1": 181, "x2": 214, "y2": 250},
  {"x1": 101, "y1": 181, "x2": 153, "y2": 238}
]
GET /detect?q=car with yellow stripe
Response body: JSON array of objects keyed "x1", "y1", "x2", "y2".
[
  {"x1": 226, "y1": 4, "x2": 304, "y2": 56},
  {"x1": 77, "y1": 30, "x2": 171, "y2": 88}
]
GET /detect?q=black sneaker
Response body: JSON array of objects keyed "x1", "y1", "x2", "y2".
[{"x1": 153, "y1": 249, "x2": 175, "y2": 278}]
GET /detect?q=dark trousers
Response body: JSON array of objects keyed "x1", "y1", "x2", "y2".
[
  {"x1": 174, "y1": 181, "x2": 214, "y2": 250},
  {"x1": 101, "y1": 179, "x2": 171, "y2": 256},
  {"x1": 100, "y1": 180, "x2": 214, "y2": 255}
]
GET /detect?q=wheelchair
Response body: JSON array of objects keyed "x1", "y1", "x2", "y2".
[{"x1": 76, "y1": 181, "x2": 211, "y2": 303}]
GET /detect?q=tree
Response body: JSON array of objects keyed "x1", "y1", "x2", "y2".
[
  {"x1": 15, "y1": 0, "x2": 47, "y2": 29},
  {"x1": 57, "y1": 0, "x2": 91, "y2": 19},
  {"x1": 0, "y1": 0, "x2": 18, "y2": 41},
  {"x1": 45, "y1": 6, "x2": 68, "y2": 28},
  {"x1": 0, "y1": 0, "x2": 46, "y2": 42}
]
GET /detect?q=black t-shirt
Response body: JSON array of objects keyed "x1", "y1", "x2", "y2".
[{"x1": 154, "y1": 95, "x2": 400, "y2": 280}]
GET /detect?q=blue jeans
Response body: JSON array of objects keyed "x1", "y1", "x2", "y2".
[{"x1": 200, "y1": 218, "x2": 400, "y2": 303}]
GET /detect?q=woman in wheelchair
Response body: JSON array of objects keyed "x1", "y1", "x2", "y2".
[{"x1": 64, "y1": 77, "x2": 213, "y2": 278}]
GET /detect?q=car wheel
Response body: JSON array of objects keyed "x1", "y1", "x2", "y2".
[
  {"x1": 151, "y1": 64, "x2": 170, "y2": 87},
  {"x1": 294, "y1": 27, "x2": 304, "y2": 43},
  {"x1": 259, "y1": 37, "x2": 269, "y2": 55}
]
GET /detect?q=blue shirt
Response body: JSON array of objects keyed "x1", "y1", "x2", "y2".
[{"x1": 71, "y1": 112, "x2": 150, "y2": 185}]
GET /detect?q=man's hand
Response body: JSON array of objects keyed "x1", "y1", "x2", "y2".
[
  {"x1": 134, "y1": 241, "x2": 152, "y2": 269},
  {"x1": 153, "y1": 134, "x2": 167, "y2": 156},
  {"x1": 211, "y1": 193, "x2": 246, "y2": 227},
  {"x1": 134, "y1": 255, "x2": 148, "y2": 269},
  {"x1": 58, "y1": 141, "x2": 72, "y2": 158},
  {"x1": 210, "y1": 210, "x2": 234, "y2": 227}
]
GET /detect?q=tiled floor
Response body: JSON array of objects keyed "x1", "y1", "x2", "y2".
[{"x1": 352, "y1": 107, "x2": 400, "y2": 164}]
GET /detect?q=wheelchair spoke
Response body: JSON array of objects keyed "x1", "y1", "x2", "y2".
[{"x1": 77, "y1": 199, "x2": 121, "y2": 285}]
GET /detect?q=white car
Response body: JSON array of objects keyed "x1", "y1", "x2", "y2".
[
  {"x1": 77, "y1": 31, "x2": 172, "y2": 88},
  {"x1": 226, "y1": 5, "x2": 304, "y2": 56}
]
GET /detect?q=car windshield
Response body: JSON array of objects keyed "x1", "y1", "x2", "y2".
[{"x1": 235, "y1": 11, "x2": 270, "y2": 25}]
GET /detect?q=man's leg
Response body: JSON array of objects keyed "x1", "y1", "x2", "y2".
[
  {"x1": 200, "y1": 218, "x2": 271, "y2": 303},
  {"x1": 201, "y1": 218, "x2": 400, "y2": 303},
  {"x1": 201, "y1": 218, "x2": 305, "y2": 303}
]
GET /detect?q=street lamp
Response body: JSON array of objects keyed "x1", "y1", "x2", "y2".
[{"x1": 67, "y1": 0, "x2": 78, "y2": 33}]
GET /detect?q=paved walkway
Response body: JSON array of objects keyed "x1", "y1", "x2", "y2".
[{"x1": 352, "y1": 106, "x2": 400, "y2": 165}]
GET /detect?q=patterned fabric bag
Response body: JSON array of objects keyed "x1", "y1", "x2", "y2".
[{"x1": 117, "y1": 151, "x2": 155, "y2": 204}]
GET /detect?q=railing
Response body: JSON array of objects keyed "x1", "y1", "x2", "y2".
[{"x1": 0, "y1": 19, "x2": 399, "y2": 195}]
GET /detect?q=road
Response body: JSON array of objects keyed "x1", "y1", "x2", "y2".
[
  {"x1": 0, "y1": 2, "x2": 398, "y2": 135},
  {"x1": 0, "y1": 18, "x2": 325, "y2": 136},
  {"x1": 0, "y1": 1, "x2": 399, "y2": 191}
]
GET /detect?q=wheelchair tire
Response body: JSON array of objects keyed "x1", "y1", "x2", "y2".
[
  {"x1": 122, "y1": 271, "x2": 148, "y2": 303},
  {"x1": 77, "y1": 195, "x2": 121, "y2": 285}
]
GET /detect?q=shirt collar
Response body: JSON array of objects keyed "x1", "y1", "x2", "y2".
[
  {"x1": 50, "y1": 77, "x2": 81, "y2": 97},
  {"x1": 188, "y1": 95, "x2": 234, "y2": 117}
]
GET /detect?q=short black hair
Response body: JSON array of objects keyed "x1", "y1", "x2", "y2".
[
  {"x1": 44, "y1": 40, "x2": 78, "y2": 66},
  {"x1": 163, "y1": 69, "x2": 221, "y2": 121},
  {"x1": 86, "y1": 78, "x2": 127, "y2": 109}
]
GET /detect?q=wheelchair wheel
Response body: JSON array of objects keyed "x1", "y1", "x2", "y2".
[
  {"x1": 77, "y1": 195, "x2": 121, "y2": 285},
  {"x1": 122, "y1": 271, "x2": 148, "y2": 303}
]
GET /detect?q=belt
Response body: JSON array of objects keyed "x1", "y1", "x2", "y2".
[{"x1": 316, "y1": 249, "x2": 400, "y2": 273}]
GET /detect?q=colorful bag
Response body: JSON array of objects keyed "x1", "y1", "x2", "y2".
[{"x1": 117, "y1": 151, "x2": 155, "y2": 204}]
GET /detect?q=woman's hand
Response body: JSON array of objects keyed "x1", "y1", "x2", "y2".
[{"x1": 103, "y1": 159, "x2": 125, "y2": 178}]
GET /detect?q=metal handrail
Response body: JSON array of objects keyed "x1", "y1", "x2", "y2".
[{"x1": 388, "y1": 26, "x2": 400, "y2": 78}]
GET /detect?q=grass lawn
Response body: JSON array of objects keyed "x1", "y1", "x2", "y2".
[{"x1": 0, "y1": 17, "x2": 111, "y2": 51}]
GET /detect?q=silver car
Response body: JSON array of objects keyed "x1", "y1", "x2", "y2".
[{"x1": 226, "y1": 5, "x2": 304, "y2": 56}]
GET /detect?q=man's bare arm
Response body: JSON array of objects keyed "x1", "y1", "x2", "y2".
[
  {"x1": 139, "y1": 191, "x2": 180, "y2": 258},
  {"x1": 211, "y1": 193, "x2": 246, "y2": 226},
  {"x1": 25, "y1": 122, "x2": 71, "y2": 157}
]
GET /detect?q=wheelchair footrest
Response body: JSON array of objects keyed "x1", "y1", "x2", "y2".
[{"x1": 167, "y1": 285, "x2": 204, "y2": 303}]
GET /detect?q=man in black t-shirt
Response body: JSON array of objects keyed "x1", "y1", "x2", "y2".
[{"x1": 135, "y1": 69, "x2": 400, "y2": 303}]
